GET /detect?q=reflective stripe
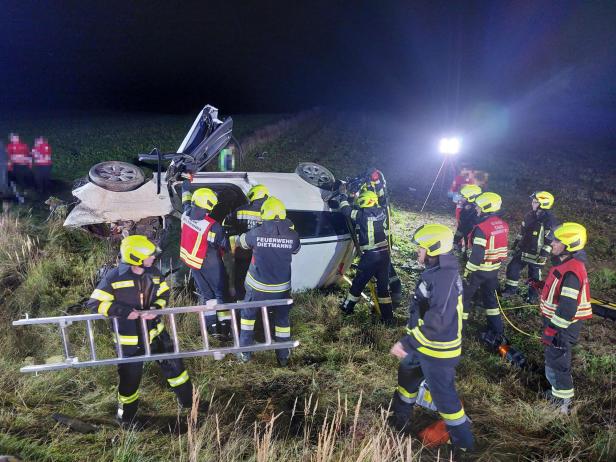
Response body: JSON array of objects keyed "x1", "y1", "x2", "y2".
[
  {"x1": 156, "y1": 281, "x2": 170, "y2": 296},
  {"x1": 240, "y1": 319, "x2": 256, "y2": 330},
  {"x1": 561, "y1": 287, "x2": 579, "y2": 299},
  {"x1": 542, "y1": 245, "x2": 552, "y2": 253},
  {"x1": 360, "y1": 240, "x2": 389, "y2": 251},
  {"x1": 153, "y1": 298, "x2": 166, "y2": 308},
  {"x1": 167, "y1": 370, "x2": 190, "y2": 387},
  {"x1": 485, "y1": 308, "x2": 500, "y2": 316},
  {"x1": 505, "y1": 279, "x2": 519, "y2": 287},
  {"x1": 275, "y1": 326, "x2": 291, "y2": 338},
  {"x1": 153, "y1": 277, "x2": 160, "y2": 284},
  {"x1": 473, "y1": 237, "x2": 487, "y2": 247},
  {"x1": 207, "y1": 231, "x2": 216, "y2": 243},
  {"x1": 417, "y1": 346, "x2": 461, "y2": 359},
  {"x1": 117, "y1": 335, "x2": 138, "y2": 346},
  {"x1": 217, "y1": 310, "x2": 232, "y2": 321},
  {"x1": 397, "y1": 385, "x2": 418, "y2": 403},
  {"x1": 440, "y1": 408, "x2": 467, "y2": 426},
  {"x1": 149, "y1": 322, "x2": 165, "y2": 342},
  {"x1": 346, "y1": 293, "x2": 360, "y2": 302},
  {"x1": 350, "y1": 209, "x2": 358, "y2": 220},
  {"x1": 246, "y1": 272, "x2": 291, "y2": 293},
  {"x1": 339, "y1": 201, "x2": 350, "y2": 208},
  {"x1": 552, "y1": 387, "x2": 574, "y2": 399},
  {"x1": 550, "y1": 315, "x2": 572, "y2": 329},
  {"x1": 237, "y1": 210, "x2": 261, "y2": 218},
  {"x1": 378, "y1": 296, "x2": 392, "y2": 304},
  {"x1": 111, "y1": 280, "x2": 135, "y2": 289},
  {"x1": 367, "y1": 220, "x2": 374, "y2": 248},
  {"x1": 91, "y1": 289, "x2": 114, "y2": 302},
  {"x1": 180, "y1": 248, "x2": 204, "y2": 267},
  {"x1": 465, "y1": 261, "x2": 480, "y2": 272},
  {"x1": 408, "y1": 327, "x2": 461, "y2": 349},
  {"x1": 118, "y1": 390, "x2": 140, "y2": 404},
  {"x1": 182, "y1": 191, "x2": 192, "y2": 203},
  {"x1": 239, "y1": 233, "x2": 249, "y2": 249},
  {"x1": 462, "y1": 312, "x2": 469, "y2": 320},
  {"x1": 98, "y1": 301, "x2": 112, "y2": 316}
]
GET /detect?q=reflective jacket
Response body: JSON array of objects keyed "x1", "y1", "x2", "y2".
[
  {"x1": 7, "y1": 140, "x2": 30, "y2": 168},
  {"x1": 541, "y1": 251, "x2": 592, "y2": 327},
  {"x1": 401, "y1": 253, "x2": 463, "y2": 364},
  {"x1": 180, "y1": 208, "x2": 227, "y2": 270},
  {"x1": 239, "y1": 219, "x2": 300, "y2": 293},
  {"x1": 515, "y1": 209, "x2": 557, "y2": 263},
  {"x1": 466, "y1": 214, "x2": 509, "y2": 272},
  {"x1": 32, "y1": 142, "x2": 52, "y2": 166},
  {"x1": 224, "y1": 197, "x2": 266, "y2": 236},
  {"x1": 87, "y1": 264, "x2": 170, "y2": 346},
  {"x1": 339, "y1": 201, "x2": 389, "y2": 252}
]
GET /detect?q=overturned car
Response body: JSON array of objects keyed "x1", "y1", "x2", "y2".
[{"x1": 64, "y1": 105, "x2": 355, "y2": 290}]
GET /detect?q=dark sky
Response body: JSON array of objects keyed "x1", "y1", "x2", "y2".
[{"x1": 1, "y1": 0, "x2": 615, "y2": 137}]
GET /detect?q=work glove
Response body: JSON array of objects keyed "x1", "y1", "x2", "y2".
[{"x1": 541, "y1": 326, "x2": 558, "y2": 346}]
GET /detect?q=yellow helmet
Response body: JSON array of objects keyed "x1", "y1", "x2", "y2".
[
  {"x1": 411, "y1": 224, "x2": 454, "y2": 256},
  {"x1": 475, "y1": 192, "x2": 502, "y2": 213},
  {"x1": 531, "y1": 191, "x2": 554, "y2": 210},
  {"x1": 192, "y1": 188, "x2": 218, "y2": 211},
  {"x1": 553, "y1": 222, "x2": 586, "y2": 252},
  {"x1": 120, "y1": 235, "x2": 158, "y2": 266},
  {"x1": 460, "y1": 184, "x2": 482, "y2": 203},
  {"x1": 357, "y1": 190, "x2": 379, "y2": 208},
  {"x1": 247, "y1": 184, "x2": 269, "y2": 202},
  {"x1": 261, "y1": 196, "x2": 286, "y2": 220}
]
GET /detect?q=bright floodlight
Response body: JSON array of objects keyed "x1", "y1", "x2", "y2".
[{"x1": 439, "y1": 137, "x2": 461, "y2": 155}]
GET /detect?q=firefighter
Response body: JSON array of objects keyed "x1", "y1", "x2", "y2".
[
  {"x1": 223, "y1": 184, "x2": 269, "y2": 299},
  {"x1": 462, "y1": 192, "x2": 509, "y2": 342},
  {"x1": 502, "y1": 191, "x2": 558, "y2": 303},
  {"x1": 7, "y1": 133, "x2": 31, "y2": 188},
  {"x1": 237, "y1": 196, "x2": 300, "y2": 366},
  {"x1": 86, "y1": 235, "x2": 193, "y2": 426},
  {"x1": 338, "y1": 189, "x2": 394, "y2": 324},
  {"x1": 539, "y1": 222, "x2": 592, "y2": 413},
  {"x1": 390, "y1": 224, "x2": 474, "y2": 456},
  {"x1": 358, "y1": 168, "x2": 402, "y2": 305},
  {"x1": 453, "y1": 184, "x2": 482, "y2": 251},
  {"x1": 31, "y1": 136, "x2": 52, "y2": 194},
  {"x1": 179, "y1": 184, "x2": 231, "y2": 336}
]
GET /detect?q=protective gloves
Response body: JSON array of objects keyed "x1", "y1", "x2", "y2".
[{"x1": 541, "y1": 326, "x2": 558, "y2": 346}]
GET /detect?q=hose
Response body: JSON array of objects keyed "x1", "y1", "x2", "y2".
[{"x1": 495, "y1": 291, "x2": 540, "y2": 339}]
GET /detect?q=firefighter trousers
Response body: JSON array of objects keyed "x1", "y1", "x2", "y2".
[
  {"x1": 233, "y1": 249, "x2": 252, "y2": 301},
  {"x1": 505, "y1": 253, "x2": 542, "y2": 288},
  {"x1": 463, "y1": 270, "x2": 503, "y2": 335},
  {"x1": 239, "y1": 287, "x2": 291, "y2": 361},
  {"x1": 191, "y1": 265, "x2": 231, "y2": 327},
  {"x1": 32, "y1": 165, "x2": 51, "y2": 194},
  {"x1": 116, "y1": 330, "x2": 192, "y2": 423},
  {"x1": 543, "y1": 318, "x2": 583, "y2": 400},
  {"x1": 392, "y1": 351, "x2": 474, "y2": 451},
  {"x1": 343, "y1": 249, "x2": 393, "y2": 322}
]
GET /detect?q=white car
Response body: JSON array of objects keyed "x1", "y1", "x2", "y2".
[{"x1": 64, "y1": 105, "x2": 355, "y2": 290}]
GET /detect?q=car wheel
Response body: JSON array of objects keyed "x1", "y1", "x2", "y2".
[
  {"x1": 88, "y1": 161, "x2": 146, "y2": 192},
  {"x1": 295, "y1": 162, "x2": 336, "y2": 190}
]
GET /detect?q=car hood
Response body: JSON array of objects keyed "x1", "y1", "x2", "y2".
[{"x1": 64, "y1": 176, "x2": 173, "y2": 227}]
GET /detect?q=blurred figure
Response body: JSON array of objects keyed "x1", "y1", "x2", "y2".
[
  {"x1": 7, "y1": 134, "x2": 31, "y2": 188},
  {"x1": 448, "y1": 164, "x2": 489, "y2": 222},
  {"x1": 32, "y1": 136, "x2": 53, "y2": 194},
  {"x1": 453, "y1": 184, "x2": 482, "y2": 251}
]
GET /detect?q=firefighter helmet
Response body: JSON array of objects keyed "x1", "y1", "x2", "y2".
[
  {"x1": 553, "y1": 222, "x2": 586, "y2": 252},
  {"x1": 357, "y1": 190, "x2": 379, "y2": 208},
  {"x1": 192, "y1": 188, "x2": 218, "y2": 211},
  {"x1": 120, "y1": 235, "x2": 158, "y2": 266},
  {"x1": 531, "y1": 191, "x2": 554, "y2": 210},
  {"x1": 247, "y1": 184, "x2": 269, "y2": 202},
  {"x1": 411, "y1": 224, "x2": 454, "y2": 257},
  {"x1": 475, "y1": 192, "x2": 502, "y2": 213},
  {"x1": 261, "y1": 196, "x2": 286, "y2": 220},
  {"x1": 460, "y1": 184, "x2": 482, "y2": 203}
]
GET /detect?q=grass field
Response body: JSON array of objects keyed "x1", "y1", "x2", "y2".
[{"x1": 0, "y1": 110, "x2": 615, "y2": 461}]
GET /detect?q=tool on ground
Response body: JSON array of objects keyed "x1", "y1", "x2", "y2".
[
  {"x1": 13, "y1": 299, "x2": 297, "y2": 373},
  {"x1": 418, "y1": 420, "x2": 451, "y2": 448}
]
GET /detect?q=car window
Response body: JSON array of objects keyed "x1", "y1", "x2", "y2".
[{"x1": 286, "y1": 211, "x2": 350, "y2": 239}]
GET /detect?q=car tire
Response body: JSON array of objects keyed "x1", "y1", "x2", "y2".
[
  {"x1": 295, "y1": 162, "x2": 336, "y2": 190},
  {"x1": 88, "y1": 161, "x2": 146, "y2": 192}
]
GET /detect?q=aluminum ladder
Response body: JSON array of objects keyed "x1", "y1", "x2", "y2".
[{"x1": 13, "y1": 299, "x2": 297, "y2": 373}]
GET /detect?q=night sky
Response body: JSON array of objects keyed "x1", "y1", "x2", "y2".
[{"x1": 1, "y1": 0, "x2": 615, "y2": 139}]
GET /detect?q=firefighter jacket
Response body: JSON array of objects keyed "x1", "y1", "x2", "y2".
[
  {"x1": 180, "y1": 206, "x2": 228, "y2": 270},
  {"x1": 400, "y1": 253, "x2": 463, "y2": 364},
  {"x1": 7, "y1": 140, "x2": 30, "y2": 169},
  {"x1": 238, "y1": 218, "x2": 300, "y2": 293},
  {"x1": 540, "y1": 251, "x2": 592, "y2": 328},
  {"x1": 339, "y1": 200, "x2": 389, "y2": 252},
  {"x1": 32, "y1": 142, "x2": 52, "y2": 166},
  {"x1": 454, "y1": 204, "x2": 477, "y2": 244},
  {"x1": 465, "y1": 214, "x2": 509, "y2": 273},
  {"x1": 224, "y1": 197, "x2": 267, "y2": 236},
  {"x1": 515, "y1": 209, "x2": 557, "y2": 264},
  {"x1": 87, "y1": 264, "x2": 170, "y2": 346}
]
